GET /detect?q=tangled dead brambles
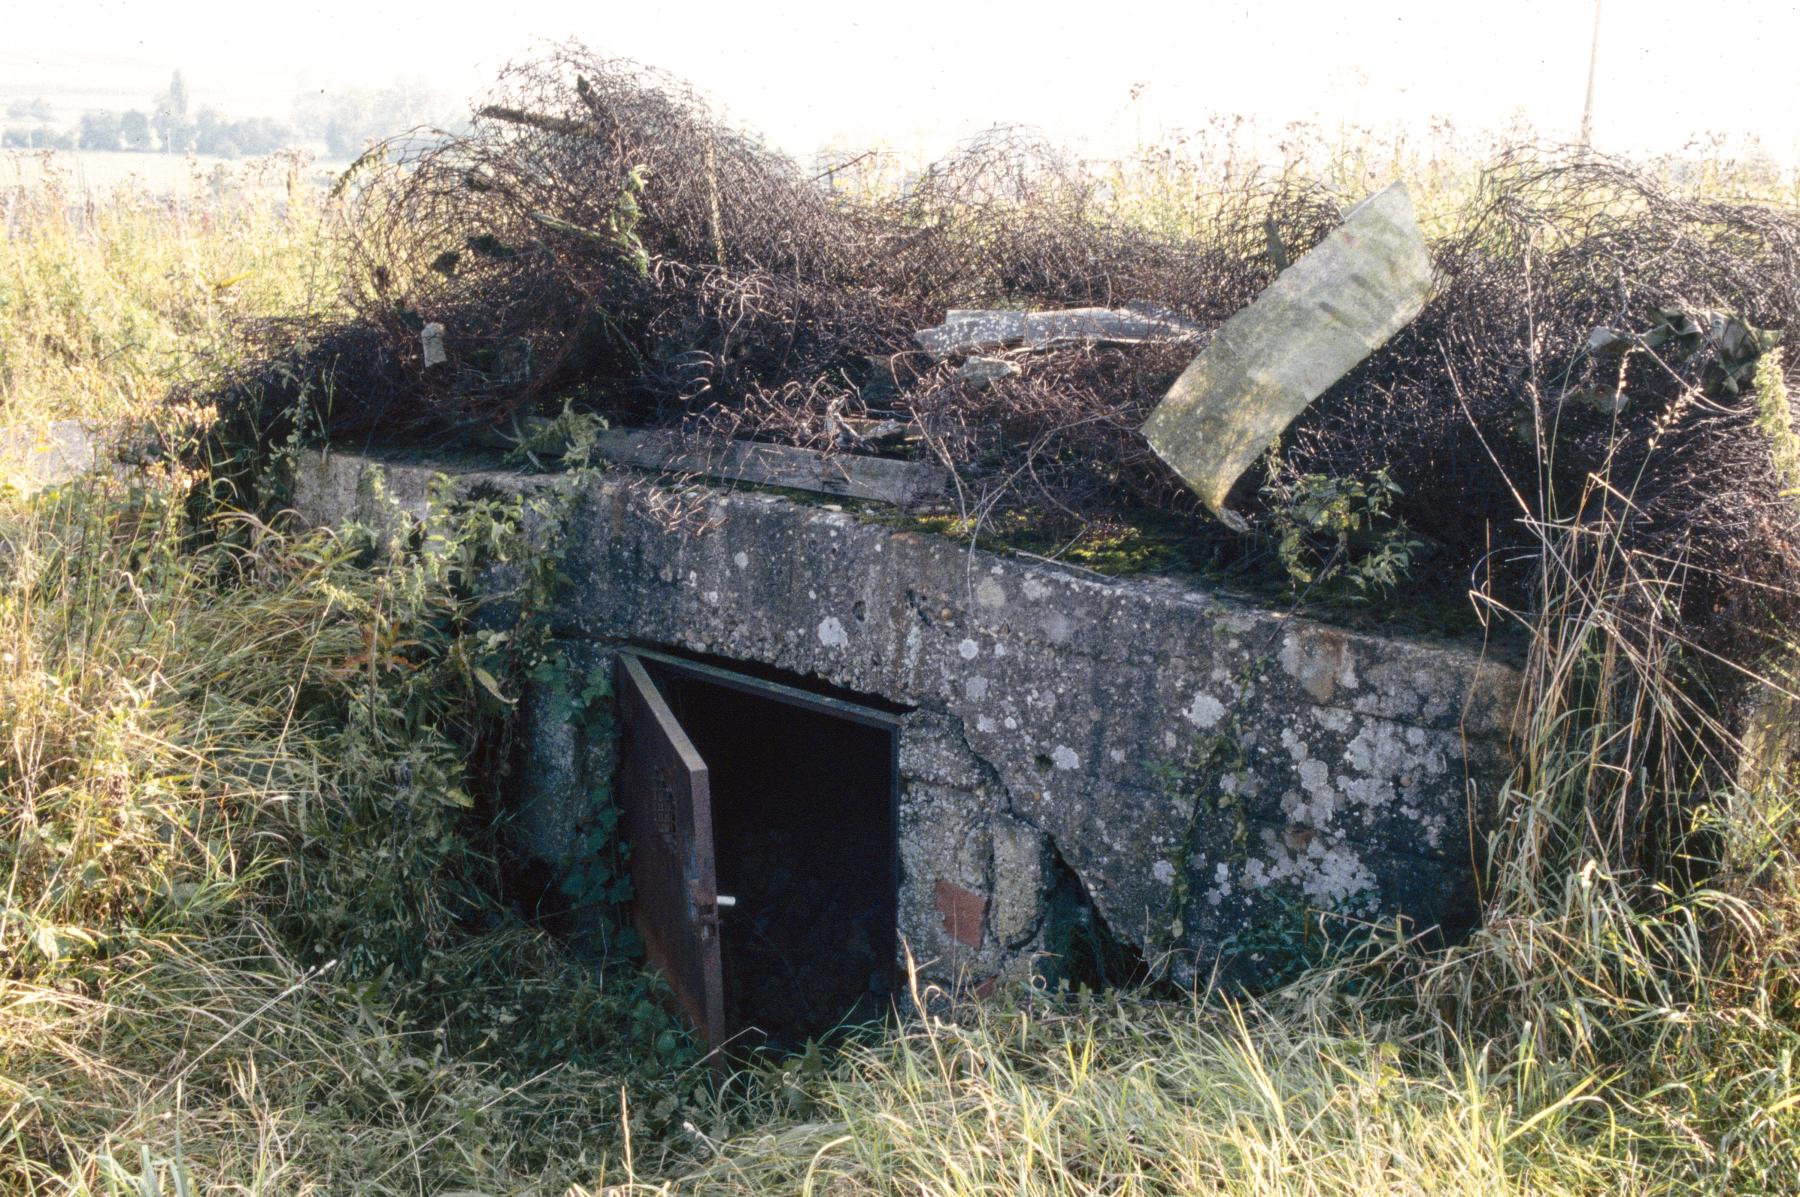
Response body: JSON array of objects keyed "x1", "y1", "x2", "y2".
[{"x1": 203, "y1": 43, "x2": 1800, "y2": 681}]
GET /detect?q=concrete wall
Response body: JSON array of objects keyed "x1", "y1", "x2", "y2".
[{"x1": 293, "y1": 449, "x2": 1520, "y2": 989}]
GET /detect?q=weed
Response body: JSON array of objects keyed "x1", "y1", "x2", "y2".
[
  {"x1": 1755, "y1": 347, "x2": 1800, "y2": 499},
  {"x1": 1262, "y1": 464, "x2": 1424, "y2": 601}
]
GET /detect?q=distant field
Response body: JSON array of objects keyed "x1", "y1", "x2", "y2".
[{"x1": 1, "y1": 147, "x2": 346, "y2": 196}]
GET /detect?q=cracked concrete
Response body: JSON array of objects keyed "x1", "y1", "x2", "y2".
[{"x1": 293, "y1": 449, "x2": 1520, "y2": 985}]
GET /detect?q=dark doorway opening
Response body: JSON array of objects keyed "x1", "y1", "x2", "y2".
[{"x1": 619, "y1": 650, "x2": 899, "y2": 1055}]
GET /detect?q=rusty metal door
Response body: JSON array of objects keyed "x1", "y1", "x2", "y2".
[{"x1": 617, "y1": 653, "x2": 726, "y2": 1054}]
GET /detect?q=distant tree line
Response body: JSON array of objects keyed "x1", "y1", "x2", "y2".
[
  {"x1": 3, "y1": 71, "x2": 293, "y2": 157},
  {"x1": 5, "y1": 98, "x2": 54, "y2": 122},
  {"x1": 2, "y1": 70, "x2": 459, "y2": 160},
  {"x1": 4, "y1": 96, "x2": 76, "y2": 150}
]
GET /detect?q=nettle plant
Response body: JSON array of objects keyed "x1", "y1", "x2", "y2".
[
  {"x1": 534, "y1": 650, "x2": 635, "y2": 921},
  {"x1": 306, "y1": 464, "x2": 699, "y2": 1078},
  {"x1": 1261, "y1": 465, "x2": 1424, "y2": 602}
]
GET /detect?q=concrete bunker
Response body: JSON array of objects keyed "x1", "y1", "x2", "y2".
[
  {"x1": 292, "y1": 450, "x2": 1524, "y2": 1051},
  {"x1": 619, "y1": 648, "x2": 900, "y2": 1053}
]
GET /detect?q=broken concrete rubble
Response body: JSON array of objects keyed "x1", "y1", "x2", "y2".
[
  {"x1": 1142, "y1": 182, "x2": 1433, "y2": 525},
  {"x1": 916, "y1": 306, "x2": 1202, "y2": 357},
  {"x1": 957, "y1": 356, "x2": 1023, "y2": 389}
]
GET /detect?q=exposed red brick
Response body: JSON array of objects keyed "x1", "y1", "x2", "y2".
[{"x1": 934, "y1": 879, "x2": 986, "y2": 948}]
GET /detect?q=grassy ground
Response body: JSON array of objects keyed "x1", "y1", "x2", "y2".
[
  {"x1": 1, "y1": 163, "x2": 729, "y2": 1194},
  {"x1": 5, "y1": 145, "x2": 1800, "y2": 1195}
]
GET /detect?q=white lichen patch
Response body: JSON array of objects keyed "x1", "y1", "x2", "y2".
[
  {"x1": 1152, "y1": 859, "x2": 1176, "y2": 884},
  {"x1": 976, "y1": 577, "x2": 1007, "y2": 609},
  {"x1": 1278, "y1": 728, "x2": 1340, "y2": 826},
  {"x1": 733, "y1": 550, "x2": 749, "y2": 569},
  {"x1": 1243, "y1": 829, "x2": 1377, "y2": 907},
  {"x1": 1206, "y1": 861, "x2": 1234, "y2": 907},
  {"x1": 1297, "y1": 757, "x2": 1333, "y2": 801},
  {"x1": 1269, "y1": 716, "x2": 1460, "y2": 850},
  {"x1": 1309, "y1": 705, "x2": 1353, "y2": 733},
  {"x1": 1183, "y1": 691, "x2": 1227, "y2": 729},
  {"x1": 1022, "y1": 576, "x2": 1052, "y2": 601},
  {"x1": 1052, "y1": 745, "x2": 1080, "y2": 770},
  {"x1": 958, "y1": 638, "x2": 980, "y2": 660},
  {"x1": 1344, "y1": 721, "x2": 1447, "y2": 780},
  {"x1": 965, "y1": 676, "x2": 990, "y2": 700},
  {"x1": 817, "y1": 616, "x2": 849, "y2": 648}
]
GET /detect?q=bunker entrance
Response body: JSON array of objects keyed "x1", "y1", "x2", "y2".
[{"x1": 617, "y1": 649, "x2": 900, "y2": 1056}]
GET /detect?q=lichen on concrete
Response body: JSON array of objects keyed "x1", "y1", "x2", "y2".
[{"x1": 292, "y1": 449, "x2": 1521, "y2": 985}]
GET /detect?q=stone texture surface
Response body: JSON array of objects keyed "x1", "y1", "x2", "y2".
[
  {"x1": 292, "y1": 449, "x2": 1520, "y2": 984},
  {"x1": 1, "y1": 420, "x2": 104, "y2": 493}
]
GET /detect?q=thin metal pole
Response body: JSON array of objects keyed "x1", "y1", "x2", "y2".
[{"x1": 1580, "y1": 0, "x2": 1604, "y2": 148}]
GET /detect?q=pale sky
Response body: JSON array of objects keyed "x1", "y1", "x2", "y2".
[{"x1": 5, "y1": 0, "x2": 1799, "y2": 161}]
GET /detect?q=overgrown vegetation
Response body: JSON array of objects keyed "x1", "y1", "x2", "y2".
[
  {"x1": 0, "y1": 164, "x2": 745, "y2": 1189},
  {"x1": 0, "y1": 455, "x2": 768, "y2": 1191},
  {"x1": 0, "y1": 150, "x2": 340, "y2": 431},
  {"x1": 10, "y1": 53, "x2": 1800, "y2": 1195},
  {"x1": 1260, "y1": 465, "x2": 1422, "y2": 602},
  {"x1": 210, "y1": 48, "x2": 1800, "y2": 662}
]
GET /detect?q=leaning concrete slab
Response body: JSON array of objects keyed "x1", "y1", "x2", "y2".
[
  {"x1": 1142, "y1": 183, "x2": 1433, "y2": 524},
  {"x1": 292, "y1": 448, "x2": 1517, "y2": 989}
]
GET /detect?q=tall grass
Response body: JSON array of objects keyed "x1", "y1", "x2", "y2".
[
  {"x1": 0, "y1": 157, "x2": 740, "y2": 1197},
  {"x1": 0, "y1": 469, "x2": 754, "y2": 1194},
  {"x1": 0, "y1": 160, "x2": 728, "y2": 1186},
  {"x1": 0, "y1": 150, "x2": 341, "y2": 430}
]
